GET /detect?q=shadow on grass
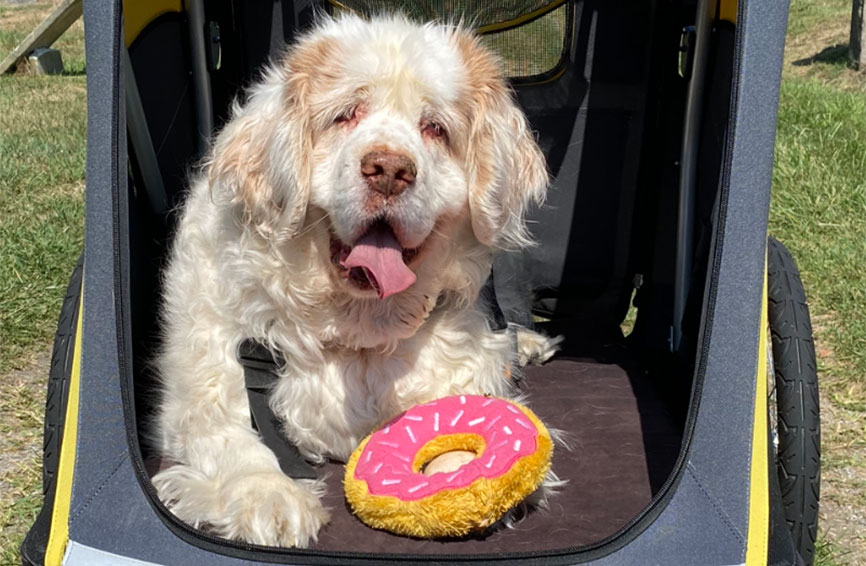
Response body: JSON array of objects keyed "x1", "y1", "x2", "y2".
[{"x1": 793, "y1": 43, "x2": 851, "y2": 67}]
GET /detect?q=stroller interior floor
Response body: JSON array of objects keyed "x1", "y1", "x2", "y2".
[
  {"x1": 310, "y1": 337, "x2": 683, "y2": 554},
  {"x1": 144, "y1": 334, "x2": 683, "y2": 554}
]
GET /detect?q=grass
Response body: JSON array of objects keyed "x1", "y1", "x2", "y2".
[
  {"x1": 0, "y1": 72, "x2": 87, "y2": 374},
  {"x1": 0, "y1": 0, "x2": 865, "y2": 564},
  {"x1": 0, "y1": 1, "x2": 86, "y2": 375},
  {"x1": 772, "y1": 79, "x2": 866, "y2": 396},
  {"x1": 0, "y1": 2, "x2": 86, "y2": 563}
]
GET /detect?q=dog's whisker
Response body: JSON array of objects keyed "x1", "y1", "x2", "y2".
[{"x1": 293, "y1": 212, "x2": 331, "y2": 239}]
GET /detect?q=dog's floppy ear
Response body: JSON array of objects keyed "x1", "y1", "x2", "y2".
[
  {"x1": 459, "y1": 35, "x2": 548, "y2": 250},
  {"x1": 208, "y1": 40, "x2": 325, "y2": 241}
]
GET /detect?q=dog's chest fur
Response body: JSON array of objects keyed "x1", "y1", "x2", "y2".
[{"x1": 268, "y1": 308, "x2": 515, "y2": 462}]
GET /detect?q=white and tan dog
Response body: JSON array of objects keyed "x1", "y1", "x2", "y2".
[{"x1": 153, "y1": 14, "x2": 559, "y2": 547}]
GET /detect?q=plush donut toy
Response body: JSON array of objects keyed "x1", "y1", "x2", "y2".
[{"x1": 344, "y1": 395, "x2": 553, "y2": 538}]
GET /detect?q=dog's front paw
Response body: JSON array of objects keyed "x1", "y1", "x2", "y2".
[
  {"x1": 512, "y1": 325, "x2": 563, "y2": 366},
  {"x1": 213, "y1": 471, "x2": 330, "y2": 548},
  {"x1": 153, "y1": 466, "x2": 329, "y2": 547}
]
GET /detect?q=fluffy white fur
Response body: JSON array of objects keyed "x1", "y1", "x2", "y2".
[{"x1": 153, "y1": 14, "x2": 558, "y2": 548}]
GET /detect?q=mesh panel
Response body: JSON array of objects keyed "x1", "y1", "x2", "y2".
[
  {"x1": 479, "y1": 3, "x2": 568, "y2": 82},
  {"x1": 328, "y1": 0, "x2": 571, "y2": 82}
]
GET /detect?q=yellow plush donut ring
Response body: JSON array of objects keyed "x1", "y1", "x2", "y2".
[{"x1": 344, "y1": 395, "x2": 553, "y2": 538}]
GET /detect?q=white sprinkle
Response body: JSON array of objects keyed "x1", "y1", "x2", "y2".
[
  {"x1": 506, "y1": 404, "x2": 520, "y2": 414},
  {"x1": 485, "y1": 415, "x2": 501, "y2": 430},
  {"x1": 460, "y1": 395, "x2": 466, "y2": 404},
  {"x1": 485, "y1": 454, "x2": 496, "y2": 469},
  {"x1": 514, "y1": 440, "x2": 522, "y2": 452},
  {"x1": 394, "y1": 452, "x2": 411, "y2": 463},
  {"x1": 364, "y1": 451, "x2": 372, "y2": 464},
  {"x1": 503, "y1": 425, "x2": 513, "y2": 435},
  {"x1": 434, "y1": 412, "x2": 440, "y2": 432},
  {"x1": 377, "y1": 440, "x2": 400, "y2": 448},
  {"x1": 482, "y1": 399, "x2": 495, "y2": 407},
  {"x1": 515, "y1": 418, "x2": 533, "y2": 430},
  {"x1": 408, "y1": 481, "x2": 429, "y2": 494},
  {"x1": 492, "y1": 439, "x2": 508, "y2": 450},
  {"x1": 468, "y1": 417, "x2": 485, "y2": 426},
  {"x1": 405, "y1": 425, "x2": 417, "y2": 444},
  {"x1": 404, "y1": 415, "x2": 423, "y2": 422},
  {"x1": 445, "y1": 469, "x2": 464, "y2": 483},
  {"x1": 382, "y1": 426, "x2": 390, "y2": 434},
  {"x1": 450, "y1": 410, "x2": 464, "y2": 427},
  {"x1": 373, "y1": 463, "x2": 383, "y2": 474},
  {"x1": 381, "y1": 479, "x2": 401, "y2": 486}
]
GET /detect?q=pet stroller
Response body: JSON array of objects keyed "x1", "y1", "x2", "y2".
[{"x1": 23, "y1": 0, "x2": 821, "y2": 565}]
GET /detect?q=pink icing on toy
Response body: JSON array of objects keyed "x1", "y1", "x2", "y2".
[{"x1": 353, "y1": 395, "x2": 540, "y2": 501}]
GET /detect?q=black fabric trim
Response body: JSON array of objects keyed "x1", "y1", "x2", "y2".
[
  {"x1": 239, "y1": 340, "x2": 318, "y2": 480},
  {"x1": 480, "y1": 272, "x2": 508, "y2": 332}
]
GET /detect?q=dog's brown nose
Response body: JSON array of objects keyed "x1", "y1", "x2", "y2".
[{"x1": 360, "y1": 151, "x2": 416, "y2": 197}]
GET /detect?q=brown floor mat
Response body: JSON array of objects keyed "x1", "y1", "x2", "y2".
[
  {"x1": 146, "y1": 341, "x2": 682, "y2": 554},
  {"x1": 310, "y1": 343, "x2": 682, "y2": 554}
]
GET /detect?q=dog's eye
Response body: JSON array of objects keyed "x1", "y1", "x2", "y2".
[
  {"x1": 335, "y1": 106, "x2": 357, "y2": 124},
  {"x1": 421, "y1": 121, "x2": 446, "y2": 140}
]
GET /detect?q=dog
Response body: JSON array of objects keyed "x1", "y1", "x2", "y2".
[{"x1": 152, "y1": 13, "x2": 560, "y2": 548}]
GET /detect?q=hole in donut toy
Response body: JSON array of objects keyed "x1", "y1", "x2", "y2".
[
  {"x1": 412, "y1": 433, "x2": 486, "y2": 476},
  {"x1": 421, "y1": 450, "x2": 476, "y2": 476}
]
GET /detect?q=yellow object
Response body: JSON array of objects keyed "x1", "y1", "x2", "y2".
[
  {"x1": 344, "y1": 400, "x2": 553, "y2": 538},
  {"x1": 720, "y1": 0, "x2": 738, "y2": 24},
  {"x1": 122, "y1": 0, "x2": 182, "y2": 47},
  {"x1": 45, "y1": 291, "x2": 83, "y2": 566},
  {"x1": 745, "y1": 258, "x2": 769, "y2": 565}
]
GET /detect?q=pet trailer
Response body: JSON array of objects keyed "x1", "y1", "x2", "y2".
[{"x1": 23, "y1": 0, "x2": 821, "y2": 565}]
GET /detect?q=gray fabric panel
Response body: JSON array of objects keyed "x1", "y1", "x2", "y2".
[
  {"x1": 72, "y1": 0, "x2": 131, "y2": 518},
  {"x1": 64, "y1": 541, "x2": 163, "y2": 566},
  {"x1": 683, "y1": 0, "x2": 790, "y2": 556},
  {"x1": 588, "y1": 464, "x2": 746, "y2": 566},
  {"x1": 67, "y1": 455, "x2": 267, "y2": 565}
]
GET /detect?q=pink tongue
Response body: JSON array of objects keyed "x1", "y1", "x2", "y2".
[{"x1": 341, "y1": 225, "x2": 416, "y2": 299}]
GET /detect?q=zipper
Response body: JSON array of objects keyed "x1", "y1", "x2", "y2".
[{"x1": 112, "y1": 0, "x2": 747, "y2": 563}]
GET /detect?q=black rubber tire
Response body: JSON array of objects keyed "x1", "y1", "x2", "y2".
[
  {"x1": 42, "y1": 255, "x2": 83, "y2": 498},
  {"x1": 21, "y1": 255, "x2": 83, "y2": 566},
  {"x1": 767, "y1": 237, "x2": 820, "y2": 566}
]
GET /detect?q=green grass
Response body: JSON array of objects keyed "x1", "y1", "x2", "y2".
[
  {"x1": 815, "y1": 537, "x2": 846, "y2": 566},
  {"x1": 771, "y1": 78, "x2": 866, "y2": 397},
  {"x1": 0, "y1": 374, "x2": 44, "y2": 566},
  {"x1": 0, "y1": 74, "x2": 86, "y2": 374},
  {"x1": 787, "y1": 0, "x2": 851, "y2": 37}
]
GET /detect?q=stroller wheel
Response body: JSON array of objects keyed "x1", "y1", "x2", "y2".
[
  {"x1": 767, "y1": 237, "x2": 820, "y2": 566},
  {"x1": 21, "y1": 254, "x2": 82, "y2": 566}
]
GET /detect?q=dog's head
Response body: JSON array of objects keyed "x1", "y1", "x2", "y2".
[{"x1": 209, "y1": 14, "x2": 547, "y2": 342}]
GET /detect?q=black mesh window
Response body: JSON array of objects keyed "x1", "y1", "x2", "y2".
[{"x1": 328, "y1": 0, "x2": 572, "y2": 83}]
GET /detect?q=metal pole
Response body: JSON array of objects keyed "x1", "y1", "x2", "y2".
[
  {"x1": 672, "y1": 0, "x2": 717, "y2": 351},
  {"x1": 187, "y1": 0, "x2": 213, "y2": 155}
]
